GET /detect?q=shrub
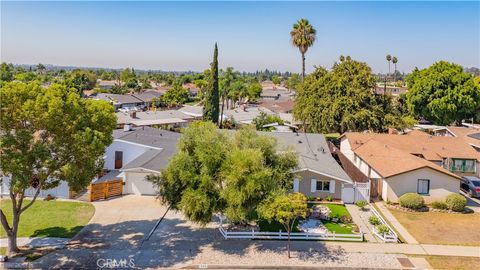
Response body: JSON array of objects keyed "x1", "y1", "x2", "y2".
[
  {"x1": 355, "y1": 200, "x2": 367, "y2": 210},
  {"x1": 340, "y1": 215, "x2": 352, "y2": 224},
  {"x1": 307, "y1": 196, "x2": 316, "y2": 201},
  {"x1": 325, "y1": 195, "x2": 333, "y2": 202},
  {"x1": 399, "y1": 193, "x2": 424, "y2": 209},
  {"x1": 445, "y1": 194, "x2": 467, "y2": 212},
  {"x1": 368, "y1": 216, "x2": 380, "y2": 225},
  {"x1": 431, "y1": 201, "x2": 448, "y2": 210},
  {"x1": 376, "y1": 224, "x2": 389, "y2": 234}
]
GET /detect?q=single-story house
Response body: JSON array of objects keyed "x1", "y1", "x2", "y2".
[
  {"x1": 433, "y1": 126, "x2": 480, "y2": 152},
  {"x1": 224, "y1": 106, "x2": 276, "y2": 125},
  {"x1": 339, "y1": 132, "x2": 477, "y2": 203},
  {"x1": 94, "y1": 93, "x2": 144, "y2": 111},
  {"x1": 100, "y1": 126, "x2": 180, "y2": 195},
  {"x1": 132, "y1": 90, "x2": 163, "y2": 108},
  {"x1": 265, "y1": 132, "x2": 366, "y2": 203},
  {"x1": 116, "y1": 109, "x2": 195, "y2": 129}
]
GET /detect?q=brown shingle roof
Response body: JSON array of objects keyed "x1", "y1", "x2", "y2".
[
  {"x1": 342, "y1": 132, "x2": 480, "y2": 161},
  {"x1": 354, "y1": 140, "x2": 460, "y2": 179},
  {"x1": 446, "y1": 126, "x2": 480, "y2": 148}
]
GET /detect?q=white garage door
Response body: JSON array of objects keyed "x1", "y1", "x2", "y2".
[{"x1": 125, "y1": 172, "x2": 157, "y2": 195}]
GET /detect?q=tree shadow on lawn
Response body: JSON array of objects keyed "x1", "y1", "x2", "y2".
[{"x1": 31, "y1": 226, "x2": 84, "y2": 239}]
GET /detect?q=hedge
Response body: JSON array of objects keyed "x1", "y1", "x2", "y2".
[
  {"x1": 399, "y1": 193, "x2": 424, "y2": 209},
  {"x1": 445, "y1": 194, "x2": 467, "y2": 212}
]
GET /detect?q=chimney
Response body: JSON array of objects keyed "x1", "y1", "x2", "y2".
[{"x1": 123, "y1": 124, "x2": 132, "y2": 132}]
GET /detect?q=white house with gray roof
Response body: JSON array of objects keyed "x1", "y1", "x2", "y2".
[
  {"x1": 263, "y1": 132, "x2": 365, "y2": 203},
  {"x1": 100, "y1": 126, "x2": 180, "y2": 195}
]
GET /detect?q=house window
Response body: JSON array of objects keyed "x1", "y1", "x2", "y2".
[
  {"x1": 451, "y1": 159, "x2": 476, "y2": 173},
  {"x1": 417, "y1": 179, "x2": 430, "y2": 195},
  {"x1": 114, "y1": 151, "x2": 123, "y2": 169},
  {"x1": 316, "y1": 180, "x2": 330, "y2": 192}
]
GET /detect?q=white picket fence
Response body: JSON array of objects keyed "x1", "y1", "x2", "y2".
[
  {"x1": 218, "y1": 226, "x2": 364, "y2": 242},
  {"x1": 370, "y1": 206, "x2": 398, "y2": 243}
]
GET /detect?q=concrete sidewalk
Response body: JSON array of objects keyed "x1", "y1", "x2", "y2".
[
  {"x1": 345, "y1": 204, "x2": 377, "y2": 242},
  {"x1": 373, "y1": 201, "x2": 418, "y2": 244},
  {"x1": 0, "y1": 237, "x2": 68, "y2": 249},
  {"x1": 321, "y1": 242, "x2": 480, "y2": 257}
]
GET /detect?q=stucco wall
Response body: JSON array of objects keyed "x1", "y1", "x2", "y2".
[
  {"x1": 296, "y1": 170, "x2": 343, "y2": 199},
  {"x1": 383, "y1": 167, "x2": 460, "y2": 203},
  {"x1": 104, "y1": 140, "x2": 153, "y2": 170},
  {"x1": 339, "y1": 138, "x2": 381, "y2": 178},
  {"x1": 124, "y1": 171, "x2": 157, "y2": 195}
]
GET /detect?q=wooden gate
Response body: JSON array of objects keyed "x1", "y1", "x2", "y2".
[{"x1": 90, "y1": 179, "x2": 123, "y2": 202}]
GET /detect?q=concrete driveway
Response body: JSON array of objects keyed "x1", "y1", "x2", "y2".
[
  {"x1": 33, "y1": 195, "x2": 168, "y2": 269},
  {"x1": 461, "y1": 190, "x2": 480, "y2": 213}
]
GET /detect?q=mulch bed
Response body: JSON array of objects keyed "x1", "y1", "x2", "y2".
[{"x1": 386, "y1": 203, "x2": 473, "y2": 214}]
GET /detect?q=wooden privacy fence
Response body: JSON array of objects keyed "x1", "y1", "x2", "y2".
[
  {"x1": 218, "y1": 225, "x2": 364, "y2": 242},
  {"x1": 90, "y1": 179, "x2": 123, "y2": 202}
]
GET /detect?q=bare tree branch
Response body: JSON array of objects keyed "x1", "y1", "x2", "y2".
[{"x1": 20, "y1": 187, "x2": 41, "y2": 214}]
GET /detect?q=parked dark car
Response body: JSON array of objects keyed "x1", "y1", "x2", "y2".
[{"x1": 460, "y1": 176, "x2": 480, "y2": 198}]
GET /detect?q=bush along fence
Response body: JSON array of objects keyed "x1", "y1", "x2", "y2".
[
  {"x1": 369, "y1": 206, "x2": 398, "y2": 243},
  {"x1": 218, "y1": 221, "x2": 364, "y2": 242}
]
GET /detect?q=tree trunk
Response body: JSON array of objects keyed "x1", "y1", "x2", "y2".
[
  {"x1": 219, "y1": 91, "x2": 225, "y2": 128},
  {"x1": 301, "y1": 52, "x2": 306, "y2": 80},
  {"x1": 287, "y1": 230, "x2": 291, "y2": 258}
]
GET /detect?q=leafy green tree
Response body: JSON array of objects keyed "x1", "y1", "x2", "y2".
[
  {"x1": 120, "y1": 68, "x2": 136, "y2": 82},
  {"x1": 406, "y1": 61, "x2": 480, "y2": 125},
  {"x1": 252, "y1": 112, "x2": 285, "y2": 131},
  {"x1": 147, "y1": 123, "x2": 297, "y2": 225},
  {"x1": 247, "y1": 82, "x2": 262, "y2": 101},
  {"x1": 203, "y1": 43, "x2": 220, "y2": 124},
  {"x1": 272, "y1": 75, "x2": 282, "y2": 86},
  {"x1": 147, "y1": 122, "x2": 230, "y2": 224},
  {"x1": 99, "y1": 70, "x2": 115, "y2": 80},
  {"x1": 65, "y1": 69, "x2": 97, "y2": 92},
  {"x1": 285, "y1": 74, "x2": 301, "y2": 90},
  {"x1": 0, "y1": 63, "x2": 14, "y2": 82},
  {"x1": 0, "y1": 82, "x2": 116, "y2": 255},
  {"x1": 257, "y1": 192, "x2": 307, "y2": 258},
  {"x1": 294, "y1": 58, "x2": 385, "y2": 133},
  {"x1": 162, "y1": 83, "x2": 190, "y2": 108},
  {"x1": 14, "y1": 72, "x2": 37, "y2": 82},
  {"x1": 290, "y1": 19, "x2": 316, "y2": 79},
  {"x1": 220, "y1": 67, "x2": 237, "y2": 127}
]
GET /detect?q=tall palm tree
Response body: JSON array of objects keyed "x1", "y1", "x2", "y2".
[
  {"x1": 290, "y1": 19, "x2": 316, "y2": 80},
  {"x1": 386, "y1": 54, "x2": 392, "y2": 81},
  {"x1": 392, "y1": 56, "x2": 398, "y2": 84}
]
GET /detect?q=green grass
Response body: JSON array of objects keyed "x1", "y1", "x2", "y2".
[
  {"x1": 0, "y1": 199, "x2": 95, "y2": 239},
  {"x1": 371, "y1": 202, "x2": 405, "y2": 243},
  {"x1": 323, "y1": 204, "x2": 351, "y2": 218},
  {"x1": 322, "y1": 220, "x2": 355, "y2": 234},
  {"x1": 0, "y1": 247, "x2": 5, "y2": 255}
]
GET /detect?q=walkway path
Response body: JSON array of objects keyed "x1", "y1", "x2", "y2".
[
  {"x1": 374, "y1": 201, "x2": 418, "y2": 244},
  {"x1": 0, "y1": 237, "x2": 68, "y2": 249},
  {"x1": 345, "y1": 204, "x2": 377, "y2": 242}
]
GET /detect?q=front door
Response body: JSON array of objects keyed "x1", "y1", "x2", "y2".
[{"x1": 114, "y1": 151, "x2": 123, "y2": 169}]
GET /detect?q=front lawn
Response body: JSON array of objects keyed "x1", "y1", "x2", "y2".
[
  {"x1": 257, "y1": 218, "x2": 301, "y2": 232},
  {"x1": 390, "y1": 208, "x2": 480, "y2": 246},
  {"x1": 419, "y1": 255, "x2": 480, "y2": 270},
  {"x1": 0, "y1": 199, "x2": 95, "y2": 238},
  {"x1": 322, "y1": 220, "x2": 355, "y2": 234}
]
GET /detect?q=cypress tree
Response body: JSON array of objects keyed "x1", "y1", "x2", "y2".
[{"x1": 203, "y1": 43, "x2": 220, "y2": 124}]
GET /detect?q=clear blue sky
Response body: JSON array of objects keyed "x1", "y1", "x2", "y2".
[{"x1": 1, "y1": 1, "x2": 479, "y2": 73}]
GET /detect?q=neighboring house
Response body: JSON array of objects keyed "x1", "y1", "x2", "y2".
[
  {"x1": 1, "y1": 176, "x2": 71, "y2": 199},
  {"x1": 258, "y1": 100, "x2": 294, "y2": 114},
  {"x1": 433, "y1": 126, "x2": 480, "y2": 152},
  {"x1": 264, "y1": 132, "x2": 367, "y2": 203},
  {"x1": 183, "y1": 83, "x2": 201, "y2": 97},
  {"x1": 374, "y1": 85, "x2": 407, "y2": 96},
  {"x1": 260, "y1": 88, "x2": 294, "y2": 100},
  {"x1": 132, "y1": 90, "x2": 163, "y2": 108},
  {"x1": 94, "y1": 93, "x2": 144, "y2": 111},
  {"x1": 101, "y1": 126, "x2": 180, "y2": 195},
  {"x1": 116, "y1": 109, "x2": 195, "y2": 129},
  {"x1": 178, "y1": 105, "x2": 203, "y2": 119},
  {"x1": 339, "y1": 132, "x2": 480, "y2": 203},
  {"x1": 224, "y1": 106, "x2": 276, "y2": 125},
  {"x1": 98, "y1": 80, "x2": 120, "y2": 90}
]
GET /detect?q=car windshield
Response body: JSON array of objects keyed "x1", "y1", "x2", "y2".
[{"x1": 472, "y1": 181, "x2": 480, "y2": 187}]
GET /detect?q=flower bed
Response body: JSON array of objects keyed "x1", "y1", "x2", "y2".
[{"x1": 386, "y1": 203, "x2": 473, "y2": 214}]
